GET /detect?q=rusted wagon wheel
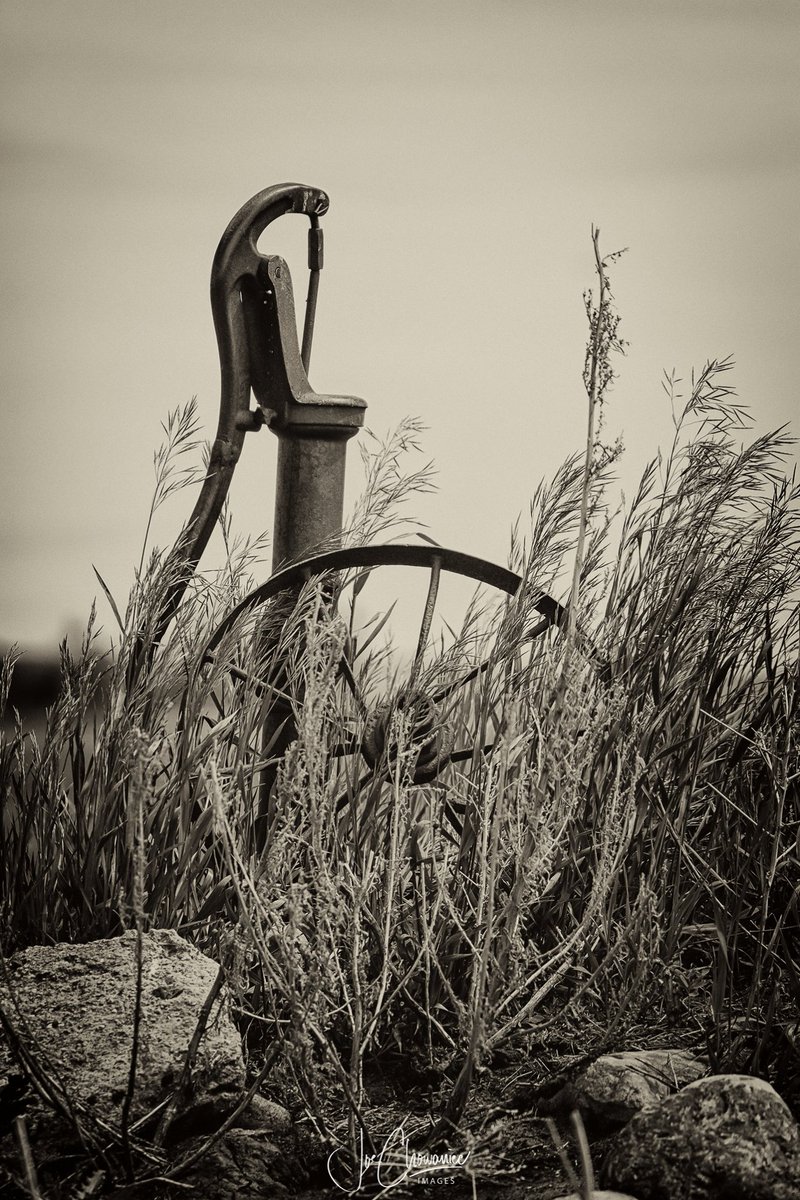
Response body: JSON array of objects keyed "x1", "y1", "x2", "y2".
[{"x1": 194, "y1": 543, "x2": 563, "y2": 839}]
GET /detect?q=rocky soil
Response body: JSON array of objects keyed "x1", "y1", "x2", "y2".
[{"x1": 2, "y1": 932, "x2": 798, "y2": 1199}]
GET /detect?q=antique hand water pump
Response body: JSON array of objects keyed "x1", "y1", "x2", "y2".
[{"x1": 158, "y1": 183, "x2": 366, "y2": 636}]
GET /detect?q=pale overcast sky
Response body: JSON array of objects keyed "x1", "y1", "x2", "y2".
[{"x1": 1, "y1": 0, "x2": 798, "y2": 650}]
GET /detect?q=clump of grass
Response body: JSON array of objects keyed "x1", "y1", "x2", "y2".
[{"x1": 1, "y1": 232, "x2": 798, "y2": 1196}]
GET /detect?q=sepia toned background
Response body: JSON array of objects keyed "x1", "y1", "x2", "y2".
[{"x1": 1, "y1": 0, "x2": 798, "y2": 655}]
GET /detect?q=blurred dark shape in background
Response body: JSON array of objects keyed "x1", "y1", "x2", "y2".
[
  {"x1": 2, "y1": 646, "x2": 63, "y2": 729},
  {"x1": 1, "y1": 613, "x2": 112, "y2": 733},
  {"x1": 4, "y1": 652, "x2": 62, "y2": 715}
]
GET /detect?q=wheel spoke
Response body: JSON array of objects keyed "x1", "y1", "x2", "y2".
[
  {"x1": 449, "y1": 743, "x2": 495, "y2": 764},
  {"x1": 433, "y1": 658, "x2": 490, "y2": 704},
  {"x1": 408, "y1": 554, "x2": 442, "y2": 692},
  {"x1": 201, "y1": 652, "x2": 294, "y2": 705},
  {"x1": 433, "y1": 614, "x2": 556, "y2": 704}
]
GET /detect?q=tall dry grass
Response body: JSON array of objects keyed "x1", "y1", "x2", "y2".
[{"x1": 1, "y1": 238, "x2": 798, "y2": 1187}]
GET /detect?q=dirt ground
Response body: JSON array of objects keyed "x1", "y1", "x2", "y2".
[{"x1": 287, "y1": 1049, "x2": 611, "y2": 1199}]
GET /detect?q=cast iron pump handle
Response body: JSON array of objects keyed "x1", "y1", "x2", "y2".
[{"x1": 154, "y1": 183, "x2": 366, "y2": 643}]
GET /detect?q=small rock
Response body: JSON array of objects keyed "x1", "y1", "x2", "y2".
[
  {"x1": 539, "y1": 1048, "x2": 706, "y2": 1132},
  {"x1": 233, "y1": 1094, "x2": 293, "y2": 1132},
  {"x1": 601, "y1": 1073, "x2": 800, "y2": 1199},
  {"x1": 179, "y1": 1129, "x2": 288, "y2": 1198},
  {"x1": 164, "y1": 1090, "x2": 294, "y2": 1142},
  {"x1": 0, "y1": 930, "x2": 244, "y2": 1126}
]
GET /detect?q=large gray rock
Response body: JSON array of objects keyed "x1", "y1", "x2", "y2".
[
  {"x1": 0, "y1": 929, "x2": 244, "y2": 1127},
  {"x1": 537, "y1": 1048, "x2": 706, "y2": 1132},
  {"x1": 601, "y1": 1074, "x2": 800, "y2": 1199}
]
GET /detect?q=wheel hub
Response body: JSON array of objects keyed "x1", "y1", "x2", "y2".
[{"x1": 361, "y1": 690, "x2": 455, "y2": 784}]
